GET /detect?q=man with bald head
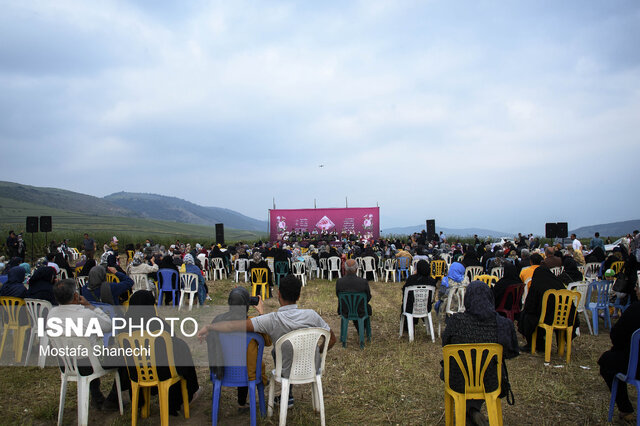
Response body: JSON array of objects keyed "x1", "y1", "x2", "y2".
[{"x1": 336, "y1": 259, "x2": 372, "y2": 332}]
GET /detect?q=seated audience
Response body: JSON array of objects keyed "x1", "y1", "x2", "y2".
[{"x1": 336, "y1": 259, "x2": 372, "y2": 332}]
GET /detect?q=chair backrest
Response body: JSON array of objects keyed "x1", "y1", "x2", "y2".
[
  {"x1": 584, "y1": 262, "x2": 601, "y2": 281},
  {"x1": 397, "y1": 257, "x2": 410, "y2": 270},
  {"x1": 58, "y1": 269, "x2": 69, "y2": 280},
  {"x1": 402, "y1": 285, "x2": 435, "y2": 317},
  {"x1": 610, "y1": 261, "x2": 624, "y2": 275},
  {"x1": 474, "y1": 275, "x2": 497, "y2": 287},
  {"x1": 446, "y1": 285, "x2": 467, "y2": 315},
  {"x1": 130, "y1": 274, "x2": 149, "y2": 292},
  {"x1": 105, "y1": 272, "x2": 119, "y2": 283},
  {"x1": 465, "y1": 266, "x2": 484, "y2": 283},
  {"x1": 197, "y1": 254, "x2": 208, "y2": 270},
  {"x1": 549, "y1": 267, "x2": 562, "y2": 276},
  {"x1": 567, "y1": 282, "x2": 589, "y2": 312},
  {"x1": 291, "y1": 262, "x2": 306, "y2": 275},
  {"x1": 0, "y1": 296, "x2": 27, "y2": 326},
  {"x1": 266, "y1": 258, "x2": 275, "y2": 273},
  {"x1": 157, "y1": 269, "x2": 179, "y2": 291},
  {"x1": 327, "y1": 257, "x2": 341, "y2": 271},
  {"x1": 212, "y1": 332, "x2": 265, "y2": 387},
  {"x1": 441, "y1": 253, "x2": 452, "y2": 266},
  {"x1": 24, "y1": 298, "x2": 53, "y2": 327},
  {"x1": 590, "y1": 280, "x2": 613, "y2": 308},
  {"x1": 384, "y1": 258, "x2": 396, "y2": 270},
  {"x1": 305, "y1": 257, "x2": 318, "y2": 270},
  {"x1": 495, "y1": 283, "x2": 524, "y2": 318},
  {"x1": 74, "y1": 267, "x2": 83, "y2": 278},
  {"x1": 273, "y1": 328, "x2": 330, "y2": 384},
  {"x1": 362, "y1": 256, "x2": 376, "y2": 272},
  {"x1": 623, "y1": 329, "x2": 640, "y2": 384},
  {"x1": 75, "y1": 276, "x2": 89, "y2": 292},
  {"x1": 212, "y1": 257, "x2": 225, "y2": 269},
  {"x1": 539, "y1": 289, "x2": 580, "y2": 328},
  {"x1": 490, "y1": 267, "x2": 504, "y2": 279},
  {"x1": 431, "y1": 260, "x2": 446, "y2": 278},
  {"x1": 443, "y1": 343, "x2": 503, "y2": 396},
  {"x1": 251, "y1": 268, "x2": 269, "y2": 285},
  {"x1": 338, "y1": 292, "x2": 368, "y2": 320},
  {"x1": 180, "y1": 273, "x2": 199, "y2": 292},
  {"x1": 234, "y1": 258, "x2": 250, "y2": 272},
  {"x1": 117, "y1": 330, "x2": 179, "y2": 384},
  {"x1": 319, "y1": 258, "x2": 327, "y2": 271},
  {"x1": 49, "y1": 335, "x2": 104, "y2": 377},
  {"x1": 275, "y1": 261, "x2": 290, "y2": 274}
]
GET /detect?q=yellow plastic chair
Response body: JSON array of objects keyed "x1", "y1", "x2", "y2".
[
  {"x1": 117, "y1": 331, "x2": 190, "y2": 426},
  {"x1": 443, "y1": 343, "x2": 503, "y2": 426},
  {"x1": 126, "y1": 250, "x2": 135, "y2": 265},
  {"x1": 430, "y1": 260, "x2": 447, "y2": 281},
  {"x1": 531, "y1": 289, "x2": 580, "y2": 363},
  {"x1": 474, "y1": 275, "x2": 498, "y2": 287},
  {"x1": 0, "y1": 297, "x2": 31, "y2": 362},
  {"x1": 610, "y1": 261, "x2": 624, "y2": 275},
  {"x1": 251, "y1": 268, "x2": 270, "y2": 300},
  {"x1": 73, "y1": 266, "x2": 82, "y2": 278},
  {"x1": 106, "y1": 273, "x2": 120, "y2": 283}
]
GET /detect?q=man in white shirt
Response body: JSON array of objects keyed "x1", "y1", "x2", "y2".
[{"x1": 571, "y1": 234, "x2": 583, "y2": 251}]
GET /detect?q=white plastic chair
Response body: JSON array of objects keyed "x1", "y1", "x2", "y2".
[
  {"x1": 327, "y1": 256, "x2": 342, "y2": 280},
  {"x1": 361, "y1": 256, "x2": 378, "y2": 282},
  {"x1": 410, "y1": 259, "x2": 420, "y2": 275},
  {"x1": 23, "y1": 298, "x2": 52, "y2": 368},
  {"x1": 584, "y1": 262, "x2": 601, "y2": 282},
  {"x1": 197, "y1": 254, "x2": 210, "y2": 280},
  {"x1": 399, "y1": 285, "x2": 435, "y2": 342},
  {"x1": 234, "y1": 258, "x2": 250, "y2": 283},
  {"x1": 567, "y1": 281, "x2": 593, "y2": 335},
  {"x1": 178, "y1": 273, "x2": 199, "y2": 311},
  {"x1": 291, "y1": 262, "x2": 307, "y2": 286},
  {"x1": 441, "y1": 253, "x2": 452, "y2": 266},
  {"x1": 305, "y1": 257, "x2": 319, "y2": 279},
  {"x1": 318, "y1": 258, "x2": 328, "y2": 279},
  {"x1": 354, "y1": 257, "x2": 364, "y2": 277},
  {"x1": 384, "y1": 259, "x2": 397, "y2": 282},
  {"x1": 267, "y1": 328, "x2": 330, "y2": 426},
  {"x1": 464, "y1": 266, "x2": 484, "y2": 283},
  {"x1": 523, "y1": 277, "x2": 532, "y2": 305},
  {"x1": 57, "y1": 269, "x2": 69, "y2": 280},
  {"x1": 130, "y1": 273, "x2": 151, "y2": 293},
  {"x1": 75, "y1": 276, "x2": 89, "y2": 292},
  {"x1": 490, "y1": 267, "x2": 504, "y2": 279},
  {"x1": 50, "y1": 335, "x2": 123, "y2": 426},
  {"x1": 549, "y1": 266, "x2": 562, "y2": 276},
  {"x1": 211, "y1": 257, "x2": 227, "y2": 281},
  {"x1": 439, "y1": 284, "x2": 467, "y2": 338}
]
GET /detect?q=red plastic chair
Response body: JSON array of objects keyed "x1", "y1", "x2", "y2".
[{"x1": 495, "y1": 283, "x2": 524, "y2": 322}]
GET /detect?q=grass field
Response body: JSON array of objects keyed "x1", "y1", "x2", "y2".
[{"x1": 0, "y1": 265, "x2": 634, "y2": 425}]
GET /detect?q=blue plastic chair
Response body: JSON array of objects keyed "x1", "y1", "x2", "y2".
[
  {"x1": 157, "y1": 269, "x2": 179, "y2": 307},
  {"x1": 274, "y1": 261, "x2": 289, "y2": 287},
  {"x1": 90, "y1": 302, "x2": 117, "y2": 347},
  {"x1": 338, "y1": 292, "x2": 371, "y2": 349},
  {"x1": 608, "y1": 328, "x2": 640, "y2": 425},
  {"x1": 0, "y1": 275, "x2": 7, "y2": 285},
  {"x1": 586, "y1": 280, "x2": 613, "y2": 335},
  {"x1": 396, "y1": 257, "x2": 410, "y2": 281},
  {"x1": 485, "y1": 257, "x2": 496, "y2": 272},
  {"x1": 210, "y1": 332, "x2": 266, "y2": 426}
]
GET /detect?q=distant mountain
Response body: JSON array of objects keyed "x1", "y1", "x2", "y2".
[
  {"x1": 104, "y1": 192, "x2": 267, "y2": 232},
  {"x1": 381, "y1": 224, "x2": 507, "y2": 238},
  {"x1": 570, "y1": 219, "x2": 640, "y2": 239}
]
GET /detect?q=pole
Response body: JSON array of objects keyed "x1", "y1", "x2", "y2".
[
  {"x1": 30, "y1": 232, "x2": 35, "y2": 264},
  {"x1": 345, "y1": 197, "x2": 348, "y2": 208},
  {"x1": 314, "y1": 199, "x2": 316, "y2": 209}
]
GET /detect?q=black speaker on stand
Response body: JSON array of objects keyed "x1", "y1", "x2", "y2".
[
  {"x1": 40, "y1": 216, "x2": 52, "y2": 251},
  {"x1": 545, "y1": 223, "x2": 558, "y2": 239},
  {"x1": 215, "y1": 223, "x2": 224, "y2": 245},
  {"x1": 26, "y1": 217, "x2": 38, "y2": 263},
  {"x1": 556, "y1": 222, "x2": 568, "y2": 239},
  {"x1": 426, "y1": 219, "x2": 436, "y2": 240}
]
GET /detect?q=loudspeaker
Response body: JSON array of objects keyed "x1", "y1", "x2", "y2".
[
  {"x1": 40, "y1": 216, "x2": 52, "y2": 233},
  {"x1": 545, "y1": 222, "x2": 558, "y2": 239},
  {"x1": 556, "y1": 222, "x2": 568, "y2": 238},
  {"x1": 426, "y1": 219, "x2": 435, "y2": 239},
  {"x1": 215, "y1": 223, "x2": 224, "y2": 245},
  {"x1": 26, "y1": 216, "x2": 38, "y2": 233}
]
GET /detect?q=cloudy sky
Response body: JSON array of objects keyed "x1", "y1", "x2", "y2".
[{"x1": 1, "y1": 0, "x2": 639, "y2": 234}]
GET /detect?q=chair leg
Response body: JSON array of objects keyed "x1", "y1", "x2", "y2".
[
  {"x1": 565, "y1": 329, "x2": 573, "y2": 363},
  {"x1": 592, "y1": 309, "x2": 599, "y2": 335},
  {"x1": 38, "y1": 334, "x2": 49, "y2": 368},
  {"x1": 399, "y1": 315, "x2": 405, "y2": 338},
  {"x1": 249, "y1": 382, "x2": 257, "y2": 426},
  {"x1": 544, "y1": 328, "x2": 553, "y2": 363},
  {"x1": 358, "y1": 318, "x2": 365, "y2": 348},
  {"x1": 427, "y1": 313, "x2": 435, "y2": 343},
  {"x1": 212, "y1": 380, "x2": 221, "y2": 425},
  {"x1": 279, "y1": 379, "x2": 290, "y2": 426},
  {"x1": 142, "y1": 387, "x2": 151, "y2": 418},
  {"x1": 181, "y1": 379, "x2": 190, "y2": 419},
  {"x1": 315, "y1": 377, "x2": 326, "y2": 426},
  {"x1": 24, "y1": 328, "x2": 36, "y2": 366},
  {"x1": 454, "y1": 395, "x2": 466, "y2": 426},
  {"x1": 340, "y1": 317, "x2": 348, "y2": 347},
  {"x1": 531, "y1": 329, "x2": 538, "y2": 354},
  {"x1": 407, "y1": 315, "x2": 415, "y2": 342},
  {"x1": 58, "y1": 376, "x2": 68, "y2": 426},
  {"x1": 0, "y1": 326, "x2": 8, "y2": 360},
  {"x1": 267, "y1": 378, "x2": 276, "y2": 417},
  {"x1": 158, "y1": 383, "x2": 170, "y2": 426},
  {"x1": 444, "y1": 393, "x2": 453, "y2": 426},
  {"x1": 257, "y1": 382, "x2": 266, "y2": 417},
  {"x1": 77, "y1": 378, "x2": 90, "y2": 426},
  {"x1": 608, "y1": 376, "x2": 619, "y2": 421},
  {"x1": 130, "y1": 383, "x2": 139, "y2": 426},
  {"x1": 583, "y1": 310, "x2": 593, "y2": 335}
]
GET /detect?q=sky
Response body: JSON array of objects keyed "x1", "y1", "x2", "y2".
[{"x1": 1, "y1": 0, "x2": 639, "y2": 235}]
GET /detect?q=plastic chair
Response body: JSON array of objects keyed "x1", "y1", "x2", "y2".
[
  {"x1": 131, "y1": 273, "x2": 152, "y2": 293},
  {"x1": 338, "y1": 292, "x2": 371, "y2": 349},
  {"x1": 584, "y1": 262, "x2": 601, "y2": 282},
  {"x1": 274, "y1": 261, "x2": 290, "y2": 287},
  {"x1": 441, "y1": 253, "x2": 452, "y2": 266},
  {"x1": 305, "y1": 257, "x2": 319, "y2": 279},
  {"x1": 0, "y1": 296, "x2": 30, "y2": 363},
  {"x1": 443, "y1": 343, "x2": 503, "y2": 426},
  {"x1": 607, "y1": 328, "x2": 640, "y2": 425},
  {"x1": 318, "y1": 258, "x2": 328, "y2": 279},
  {"x1": 586, "y1": 280, "x2": 613, "y2": 335},
  {"x1": 490, "y1": 267, "x2": 504, "y2": 279},
  {"x1": 495, "y1": 283, "x2": 524, "y2": 322},
  {"x1": 126, "y1": 250, "x2": 135, "y2": 266},
  {"x1": 210, "y1": 258, "x2": 227, "y2": 281},
  {"x1": 610, "y1": 261, "x2": 624, "y2": 275},
  {"x1": 567, "y1": 282, "x2": 593, "y2": 335},
  {"x1": 106, "y1": 273, "x2": 119, "y2": 283},
  {"x1": 430, "y1": 260, "x2": 447, "y2": 281},
  {"x1": 117, "y1": 331, "x2": 190, "y2": 426},
  {"x1": 531, "y1": 289, "x2": 580, "y2": 363},
  {"x1": 157, "y1": 268, "x2": 179, "y2": 307},
  {"x1": 384, "y1": 258, "x2": 397, "y2": 283},
  {"x1": 399, "y1": 285, "x2": 435, "y2": 342},
  {"x1": 464, "y1": 266, "x2": 484, "y2": 284},
  {"x1": 75, "y1": 276, "x2": 89, "y2": 292},
  {"x1": 178, "y1": 273, "x2": 199, "y2": 311},
  {"x1": 74, "y1": 266, "x2": 83, "y2": 278},
  {"x1": 89, "y1": 302, "x2": 118, "y2": 347},
  {"x1": 251, "y1": 268, "x2": 270, "y2": 300},
  {"x1": 57, "y1": 269, "x2": 69, "y2": 280},
  {"x1": 327, "y1": 256, "x2": 342, "y2": 280},
  {"x1": 474, "y1": 274, "x2": 498, "y2": 287},
  {"x1": 235, "y1": 258, "x2": 250, "y2": 283},
  {"x1": 23, "y1": 298, "x2": 52, "y2": 368},
  {"x1": 361, "y1": 256, "x2": 378, "y2": 282},
  {"x1": 291, "y1": 262, "x2": 307, "y2": 287},
  {"x1": 549, "y1": 267, "x2": 562, "y2": 276},
  {"x1": 396, "y1": 257, "x2": 411, "y2": 281},
  {"x1": 50, "y1": 335, "x2": 123, "y2": 426},
  {"x1": 197, "y1": 254, "x2": 210, "y2": 280},
  {"x1": 267, "y1": 328, "x2": 330, "y2": 426},
  {"x1": 210, "y1": 332, "x2": 266, "y2": 426}
]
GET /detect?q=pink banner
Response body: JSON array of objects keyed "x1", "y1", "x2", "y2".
[{"x1": 269, "y1": 207, "x2": 380, "y2": 241}]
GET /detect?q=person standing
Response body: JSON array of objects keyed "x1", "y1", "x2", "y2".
[
  {"x1": 6, "y1": 230, "x2": 19, "y2": 258},
  {"x1": 590, "y1": 232, "x2": 605, "y2": 251},
  {"x1": 571, "y1": 234, "x2": 582, "y2": 252},
  {"x1": 83, "y1": 233, "x2": 96, "y2": 260}
]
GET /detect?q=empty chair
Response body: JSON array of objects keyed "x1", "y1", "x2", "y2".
[
  {"x1": 210, "y1": 258, "x2": 227, "y2": 281},
  {"x1": 465, "y1": 266, "x2": 484, "y2": 284},
  {"x1": 531, "y1": 289, "x2": 581, "y2": 363},
  {"x1": 443, "y1": 343, "x2": 504, "y2": 426},
  {"x1": 274, "y1": 261, "x2": 290, "y2": 287},
  {"x1": 291, "y1": 262, "x2": 307, "y2": 287},
  {"x1": 178, "y1": 273, "x2": 200, "y2": 311},
  {"x1": 327, "y1": 257, "x2": 342, "y2": 280},
  {"x1": 267, "y1": 328, "x2": 330, "y2": 426},
  {"x1": 361, "y1": 256, "x2": 378, "y2": 282},
  {"x1": 23, "y1": 298, "x2": 53, "y2": 368},
  {"x1": 396, "y1": 257, "x2": 411, "y2": 281},
  {"x1": 399, "y1": 285, "x2": 435, "y2": 342},
  {"x1": 50, "y1": 335, "x2": 123, "y2": 426},
  {"x1": 495, "y1": 284, "x2": 524, "y2": 322},
  {"x1": 235, "y1": 258, "x2": 250, "y2": 283},
  {"x1": 490, "y1": 267, "x2": 504, "y2": 279},
  {"x1": 0, "y1": 296, "x2": 30, "y2": 363},
  {"x1": 338, "y1": 292, "x2": 371, "y2": 349},
  {"x1": 586, "y1": 280, "x2": 613, "y2": 335},
  {"x1": 251, "y1": 268, "x2": 270, "y2": 300},
  {"x1": 157, "y1": 268, "x2": 179, "y2": 307},
  {"x1": 383, "y1": 258, "x2": 397, "y2": 283},
  {"x1": 211, "y1": 333, "x2": 266, "y2": 426}
]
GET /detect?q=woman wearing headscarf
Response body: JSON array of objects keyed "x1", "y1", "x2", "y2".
[
  {"x1": 207, "y1": 287, "x2": 271, "y2": 410},
  {"x1": 492, "y1": 262, "x2": 522, "y2": 311},
  {"x1": 106, "y1": 253, "x2": 126, "y2": 274},
  {"x1": 517, "y1": 267, "x2": 577, "y2": 351},
  {"x1": 248, "y1": 252, "x2": 273, "y2": 295},
  {"x1": 0, "y1": 266, "x2": 27, "y2": 298},
  {"x1": 182, "y1": 254, "x2": 206, "y2": 305},
  {"x1": 461, "y1": 247, "x2": 482, "y2": 268},
  {"x1": 78, "y1": 259, "x2": 97, "y2": 277},
  {"x1": 401, "y1": 260, "x2": 437, "y2": 332},
  {"x1": 441, "y1": 281, "x2": 519, "y2": 425},
  {"x1": 120, "y1": 291, "x2": 200, "y2": 416},
  {"x1": 558, "y1": 257, "x2": 583, "y2": 285},
  {"x1": 25, "y1": 266, "x2": 57, "y2": 305},
  {"x1": 83, "y1": 265, "x2": 133, "y2": 306},
  {"x1": 158, "y1": 254, "x2": 179, "y2": 272},
  {"x1": 54, "y1": 252, "x2": 74, "y2": 278}
]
